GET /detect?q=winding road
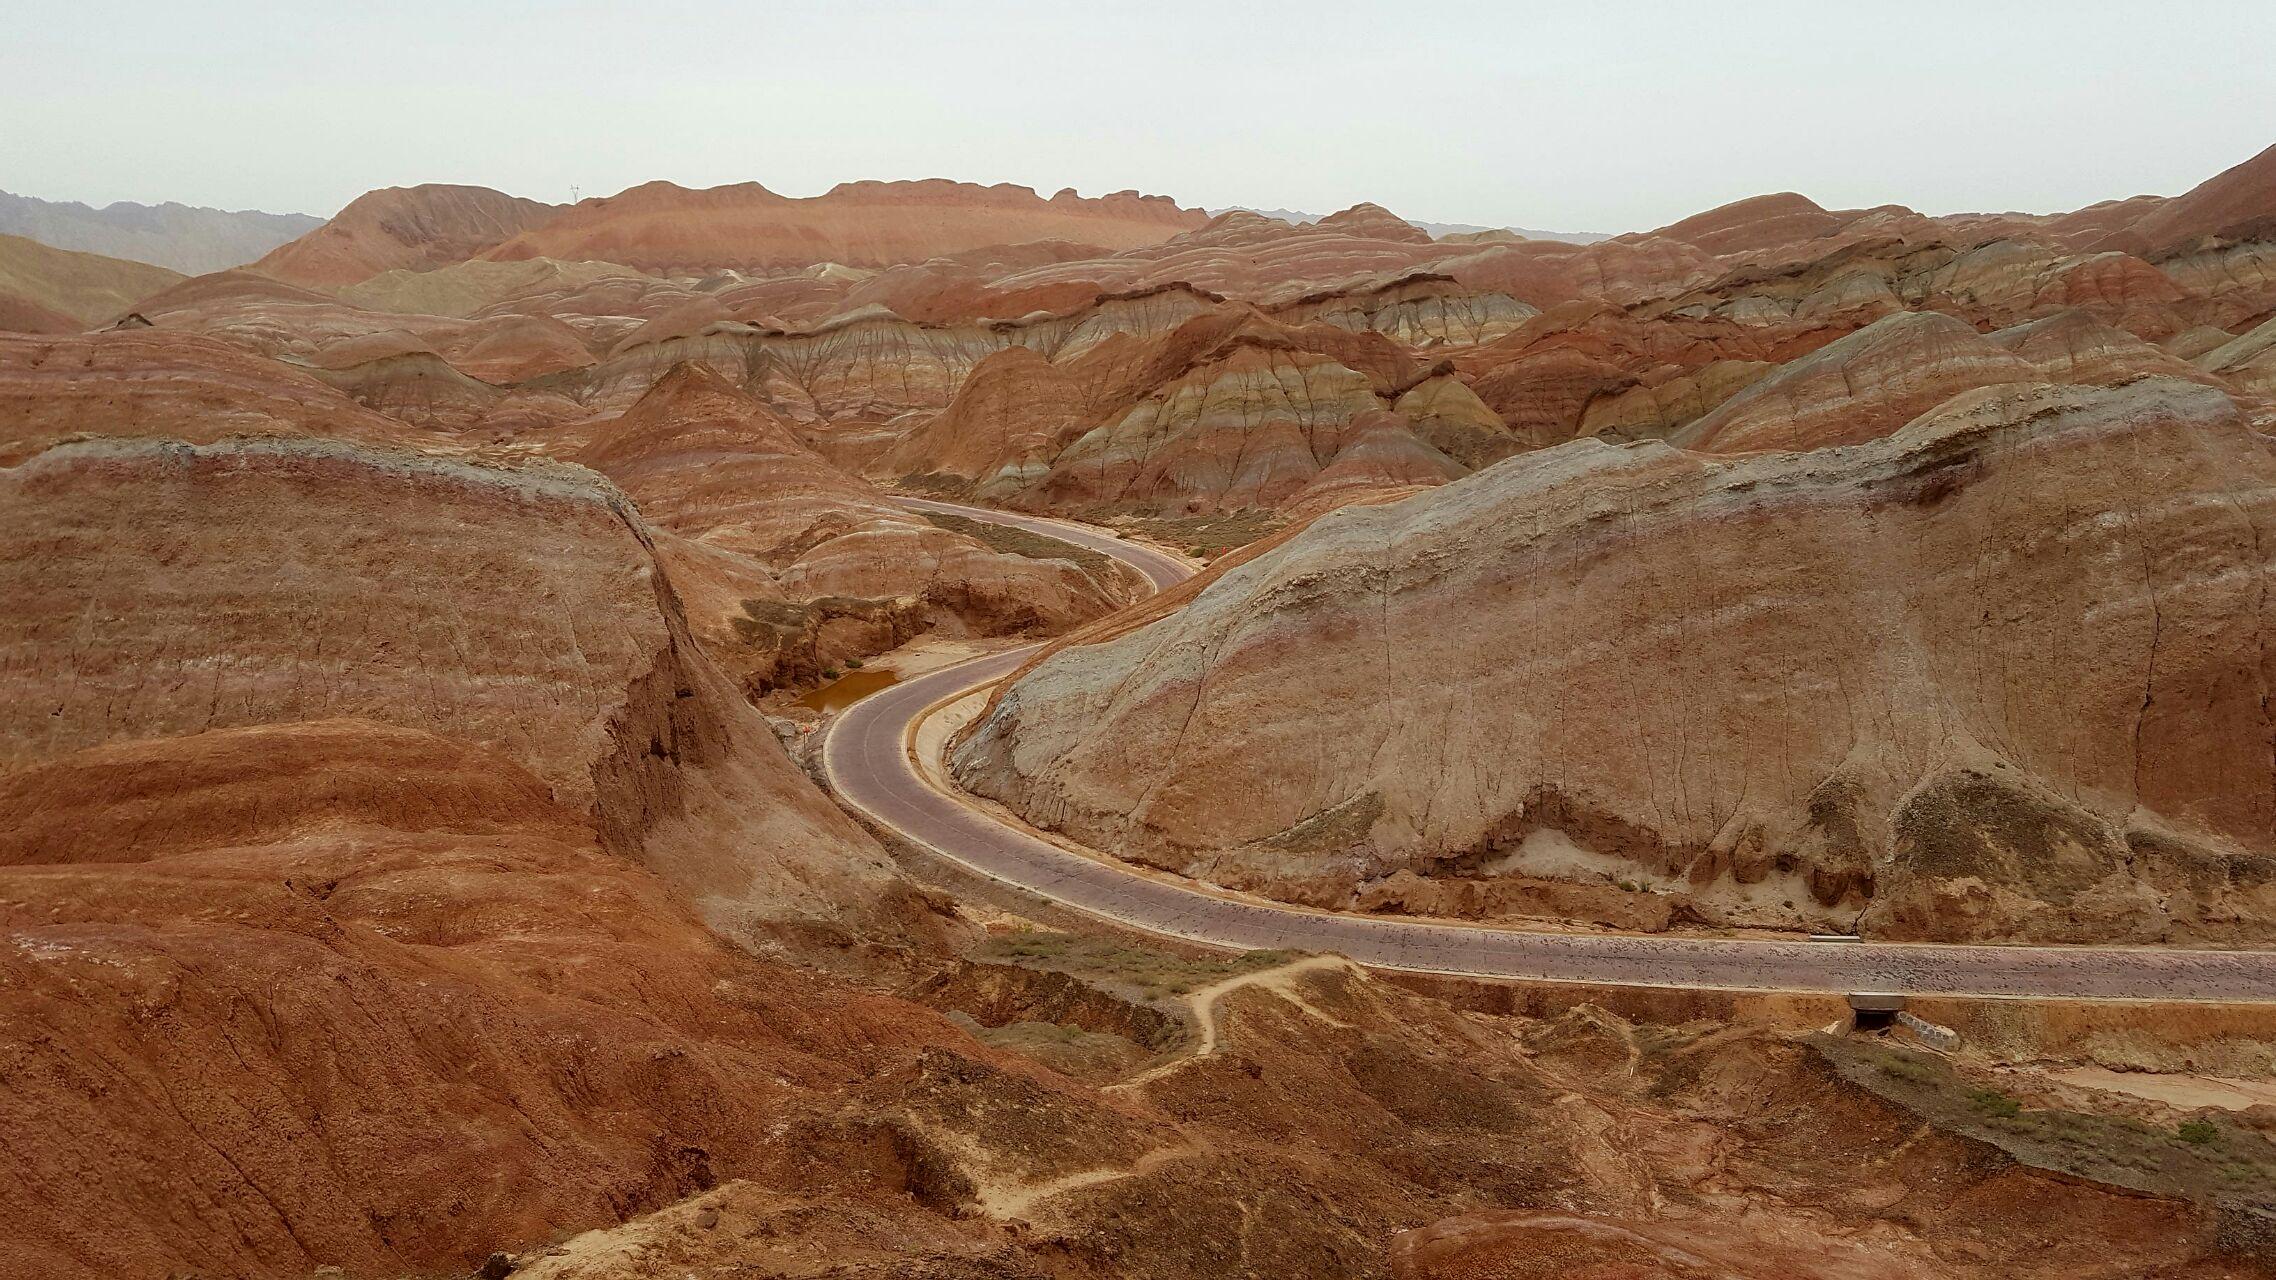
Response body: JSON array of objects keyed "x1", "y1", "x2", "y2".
[{"x1": 826, "y1": 499, "x2": 2276, "y2": 1003}]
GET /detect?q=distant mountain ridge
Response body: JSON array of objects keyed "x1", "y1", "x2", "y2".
[
  {"x1": 0, "y1": 191, "x2": 321, "y2": 274},
  {"x1": 1211, "y1": 205, "x2": 1611, "y2": 245}
]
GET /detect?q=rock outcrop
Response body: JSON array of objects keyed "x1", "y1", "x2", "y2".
[
  {"x1": 956, "y1": 378, "x2": 2276, "y2": 943},
  {"x1": 10, "y1": 144, "x2": 2276, "y2": 1280}
]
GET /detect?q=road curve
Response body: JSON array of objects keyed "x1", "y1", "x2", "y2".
[
  {"x1": 897, "y1": 496, "x2": 1195, "y2": 591},
  {"x1": 829, "y1": 501, "x2": 2276, "y2": 1002}
]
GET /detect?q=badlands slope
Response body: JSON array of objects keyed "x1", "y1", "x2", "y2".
[
  {"x1": 101, "y1": 142, "x2": 2276, "y2": 536},
  {"x1": 956, "y1": 377, "x2": 2276, "y2": 944},
  {"x1": 7, "y1": 144, "x2": 2276, "y2": 1278}
]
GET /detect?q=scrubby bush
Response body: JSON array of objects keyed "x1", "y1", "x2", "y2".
[{"x1": 1968, "y1": 1088, "x2": 2022, "y2": 1118}]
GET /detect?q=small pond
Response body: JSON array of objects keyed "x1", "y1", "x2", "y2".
[{"x1": 796, "y1": 668, "x2": 900, "y2": 713}]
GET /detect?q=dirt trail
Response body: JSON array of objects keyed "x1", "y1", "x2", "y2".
[
  {"x1": 981, "y1": 957, "x2": 1357, "y2": 1217},
  {"x1": 975, "y1": 1140, "x2": 1201, "y2": 1221},
  {"x1": 1106, "y1": 955, "x2": 1357, "y2": 1096},
  {"x1": 1187, "y1": 954, "x2": 1356, "y2": 1055}
]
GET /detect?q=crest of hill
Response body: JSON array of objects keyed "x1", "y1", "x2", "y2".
[
  {"x1": 0, "y1": 190, "x2": 321, "y2": 274},
  {"x1": 2094, "y1": 140, "x2": 2276, "y2": 255},
  {"x1": 479, "y1": 178, "x2": 1207, "y2": 273},
  {"x1": 1312, "y1": 202, "x2": 1434, "y2": 244},
  {"x1": 0, "y1": 233, "x2": 183, "y2": 327},
  {"x1": 252, "y1": 184, "x2": 563, "y2": 287},
  {"x1": 1211, "y1": 205, "x2": 1613, "y2": 244},
  {"x1": 1630, "y1": 191, "x2": 1849, "y2": 257}
]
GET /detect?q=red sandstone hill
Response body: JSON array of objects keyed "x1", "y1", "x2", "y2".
[
  {"x1": 2097, "y1": 140, "x2": 2276, "y2": 256},
  {"x1": 1633, "y1": 191, "x2": 1849, "y2": 257},
  {"x1": 252, "y1": 184, "x2": 562, "y2": 287},
  {"x1": 480, "y1": 179, "x2": 1206, "y2": 274},
  {"x1": 955, "y1": 377, "x2": 2276, "y2": 945}
]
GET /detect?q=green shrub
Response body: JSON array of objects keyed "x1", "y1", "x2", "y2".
[
  {"x1": 2177, "y1": 1119, "x2": 2218, "y2": 1145},
  {"x1": 845, "y1": 657, "x2": 864, "y2": 668},
  {"x1": 1968, "y1": 1088, "x2": 2022, "y2": 1119},
  {"x1": 1876, "y1": 1054, "x2": 1937, "y2": 1084}
]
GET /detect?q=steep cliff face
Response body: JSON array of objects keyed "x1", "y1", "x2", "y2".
[
  {"x1": 0, "y1": 436, "x2": 906, "y2": 936},
  {"x1": 956, "y1": 378, "x2": 2276, "y2": 943},
  {"x1": 571, "y1": 365, "x2": 1134, "y2": 689}
]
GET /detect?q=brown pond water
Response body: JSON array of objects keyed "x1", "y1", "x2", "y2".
[{"x1": 797, "y1": 668, "x2": 900, "y2": 713}]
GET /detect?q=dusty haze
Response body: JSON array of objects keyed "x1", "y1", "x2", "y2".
[{"x1": 4, "y1": 1, "x2": 2273, "y2": 232}]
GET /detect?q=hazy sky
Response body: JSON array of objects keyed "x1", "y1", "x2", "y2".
[{"x1": 5, "y1": 1, "x2": 2271, "y2": 233}]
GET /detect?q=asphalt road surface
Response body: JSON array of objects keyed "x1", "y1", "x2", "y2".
[
  {"x1": 825, "y1": 499, "x2": 2276, "y2": 1002},
  {"x1": 896, "y1": 495, "x2": 1195, "y2": 590}
]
